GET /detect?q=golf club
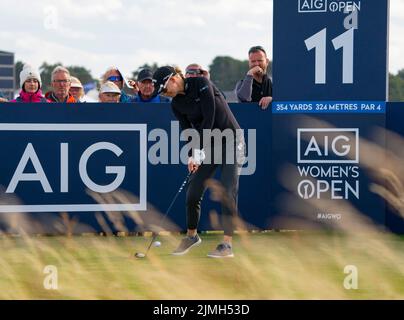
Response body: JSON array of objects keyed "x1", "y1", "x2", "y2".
[{"x1": 135, "y1": 171, "x2": 193, "y2": 259}]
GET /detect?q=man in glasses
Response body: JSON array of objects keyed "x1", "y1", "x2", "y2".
[
  {"x1": 45, "y1": 66, "x2": 77, "y2": 103},
  {"x1": 101, "y1": 67, "x2": 135, "y2": 103},
  {"x1": 185, "y1": 64, "x2": 210, "y2": 79},
  {"x1": 185, "y1": 63, "x2": 226, "y2": 99},
  {"x1": 235, "y1": 46, "x2": 273, "y2": 110},
  {"x1": 133, "y1": 69, "x2": 170, "y2": 103}
]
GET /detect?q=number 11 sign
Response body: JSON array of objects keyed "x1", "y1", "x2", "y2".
[{"x1": 272, "y1": 0, "x2": 389, "y2": 106}]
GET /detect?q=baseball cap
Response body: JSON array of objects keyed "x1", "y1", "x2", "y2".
[
  {"x1": 137, "y1": 69, "x2": 154, "y2": 82},
  {"x1": 152, "y1": 66, "x2": 176, "y2": 94},
  {"x1": 100, "y1": 81, "x2": 121, "y2": 94}
]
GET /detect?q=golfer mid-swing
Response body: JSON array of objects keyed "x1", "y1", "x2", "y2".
[{"x1": 153, "y1": 66, "x2": 244, "y2": 258}]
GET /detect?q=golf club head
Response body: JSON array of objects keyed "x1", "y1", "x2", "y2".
[{"x1": 134, "y1": 252, "x2": 146, "y2": 259}]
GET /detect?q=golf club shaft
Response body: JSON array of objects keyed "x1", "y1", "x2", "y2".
[{"x1": 143, "y1": 171, "x2": 193, "y2": 255}]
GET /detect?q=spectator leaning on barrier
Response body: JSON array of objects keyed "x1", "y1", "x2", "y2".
[
  {"x1": 133, "y1": 69, "x2": 170, "y2": 103},
  {"x1": 102, "y1": 67, "x2": 134, "y2": 103},
  {"x1": 99, "y1": 81, "x2": 121, "y2": 103},
  {"x1": 46, "y1": 66, "x2": 77, "y2": 103},
  {"x1": 235, "y1": 46, "x2": 273, "y2": 110},
  {"x1": 11, "y1": 64, "x2": 49, "y2": 103},
  {"x1": 69, "y1": 76, "x2": 85, "y2": 102}
]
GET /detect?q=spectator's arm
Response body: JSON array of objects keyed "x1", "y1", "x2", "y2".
[
  {"x1": 0, "y1": 97, "x2": 8, "y2": 103},
  {"x1": 235, "y1": 75, "x2": 254, "y2": 102}
]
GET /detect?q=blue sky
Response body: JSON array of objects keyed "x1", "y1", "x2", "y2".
[{"x1": 0, "y1": 0, "x2": 402, "y2": 80}]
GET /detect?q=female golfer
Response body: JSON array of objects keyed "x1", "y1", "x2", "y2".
[{"x1": 153, "y1": 66, "x2": 244, "y2": 258}]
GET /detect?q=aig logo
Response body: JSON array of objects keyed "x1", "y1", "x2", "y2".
[
  {"x1": 298, "y1": 0, "x2": 327, "y2": 13},
  {"x1": 0, "y1": 123, "x2": 147, "y2": 213},
  {"x1": 297, "y1": 128, "x2": 359, "y2": 164}
]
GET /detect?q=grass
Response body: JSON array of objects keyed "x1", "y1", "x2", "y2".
[{"x1": 1, "y1": 231, "x2": 404, "y2": 300}]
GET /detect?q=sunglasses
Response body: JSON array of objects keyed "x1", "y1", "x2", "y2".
[
  {"x1": 186, "y1": 69, "x2": 202, "y2": 75},
  {"x1": 156, "y1": 72, "x2": 175, "y2": 95},
  {"x1": 107, "y1": 76, "x2": 123, "y2": 82}
]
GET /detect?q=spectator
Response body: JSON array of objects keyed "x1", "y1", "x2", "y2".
[
  {"x1": 185, "y1": 63, "x2": 210, "y2": 79},
  {"x1": 186, "y1": 63, "x2": 226, "y2": 99},
  {"x1": 235, "y1": 46, "x2": 273, "y2": 109},
  {"x1": 69, "y1": 76, "x2": 85, "y2": 102},
  {"x1": 133, "y1": 69, "x2": 170, "y2": 103},
  {"x1": 45, "y1": 66, "x2": 77, "y2": 103},
  {"x1": 11, "y1": 64, "x2": 49, "y2": 103},
  {"x1": 99, "y1": 81, "x2": 121, "y2": 103},
  {"x1": 0, "y1": 92, "x2": 8, "y2": 103},
  {"x1": 101, "y1": 67, "x2": 134, "y2": 103}
]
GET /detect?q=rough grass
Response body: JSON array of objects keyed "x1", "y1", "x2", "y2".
[{"x1": 1, "y1": 231, "x2": 404, "y2": 300}]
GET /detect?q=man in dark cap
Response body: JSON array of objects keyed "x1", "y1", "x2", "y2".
[{"x1": 133, "y1": 69, "x2": 170, "y2": 103}]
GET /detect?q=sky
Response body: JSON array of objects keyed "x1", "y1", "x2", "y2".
[{"x1": 0, "y1": 0, "x2": 403, "y2": 80}]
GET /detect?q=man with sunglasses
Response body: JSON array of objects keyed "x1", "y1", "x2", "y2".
[
  {"x1": 185, "y1": 64, "x2": 210, "y2": 79},
  {"x1": 185, "y1": 63, "x2": 226, "y2": 99},
  {"x1": 235, "y1": 46, "x2": 273, "y2": 110}
]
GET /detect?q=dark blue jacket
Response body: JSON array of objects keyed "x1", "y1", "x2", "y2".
[{"x1": 134, "y1": 94, "x2": 171, "y2": 103}]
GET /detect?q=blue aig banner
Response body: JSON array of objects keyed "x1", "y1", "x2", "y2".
[
  {"x1": 270, "y1": 0, "x2": 390, "y2": 230},
  {"x1": 272, "y1": 0, "x2": 389, "y2": 102}
]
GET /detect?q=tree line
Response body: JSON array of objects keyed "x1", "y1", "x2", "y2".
[{"x1": 14, "y1": 58, "x2": 404, "y2": 101}]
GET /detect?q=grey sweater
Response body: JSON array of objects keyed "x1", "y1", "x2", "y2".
[{"x1": 235, "y1": 74, "x2": 273, "y2": 102}]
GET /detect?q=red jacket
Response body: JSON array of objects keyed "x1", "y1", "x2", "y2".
[
  {"x1": 11, "y1": 90, "x2": 50, "y2": 103},
  {"x1": 45, "y1": 92, "x2": 77, "y2": 103}
]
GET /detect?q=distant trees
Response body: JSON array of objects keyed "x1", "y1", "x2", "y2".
[
  {"x1": 389, "y1": 70, "x2": 404, "y2": 102},
  {"x1": 209, "y1": 56, "x2": 249, "y2": 91}
]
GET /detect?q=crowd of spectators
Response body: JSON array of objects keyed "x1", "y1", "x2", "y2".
[{"x1": 0, "y1": 46, "x2": 272, "y2": 107}]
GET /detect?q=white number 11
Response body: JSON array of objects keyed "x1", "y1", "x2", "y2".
[{"x1": 305, "y1": 28, "x2": 354, "y2": 84}]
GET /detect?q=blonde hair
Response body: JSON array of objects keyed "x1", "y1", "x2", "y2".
[{"x1": 173, "y1": 66, "x2": 184, "y2": 80}]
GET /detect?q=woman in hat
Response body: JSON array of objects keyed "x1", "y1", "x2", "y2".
[
  {"x1": 69, "y1": 76, "x2": 85, "y2": 102},
  {"x1": 153, "y1": 66, "x2": 245, "y2": 258},
  {"x1": 11, "y1": 64, "x2": 49, "y2": 103}
]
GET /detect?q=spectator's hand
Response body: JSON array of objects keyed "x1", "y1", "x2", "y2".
[
  {"x1": 188, "y1": 157, "x2": 200, "y2": 173},
  {"x1": 0, "y1": 97, "x2": 8, "y2": 103},
  {"x1": 259, "y1": 96, "x2": 273, "y2": 110},
  {"x1": 127, "y1": 80, "x2": 139, "y2": 94},
  {"x1": 247, "y1": 66, "x2": 264, "y2": 77}
]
